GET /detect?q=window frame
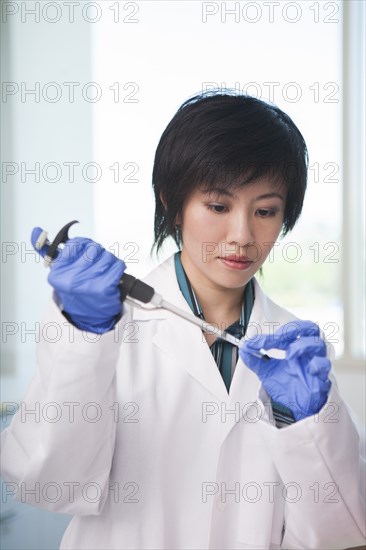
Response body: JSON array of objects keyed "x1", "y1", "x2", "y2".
[{"x1": 337, "y1": 0, "x2": 366, "y2": 371}]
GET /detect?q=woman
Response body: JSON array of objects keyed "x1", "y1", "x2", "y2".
[{"x1": 1, "y1": 92, "x2": 365, "y2": 549}]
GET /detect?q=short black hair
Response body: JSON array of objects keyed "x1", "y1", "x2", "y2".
[{"x1": 152, "y1": 91, "x2": 308, "y2": 254}]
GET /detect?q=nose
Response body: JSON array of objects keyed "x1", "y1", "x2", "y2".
[{"x1": 225, "y1": 210, "x2": 255, "y2": 250}]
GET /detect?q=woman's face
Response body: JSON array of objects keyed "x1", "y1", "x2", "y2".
[{"x1": 179, "y1": 178, "x2": 286, "y2": 293}]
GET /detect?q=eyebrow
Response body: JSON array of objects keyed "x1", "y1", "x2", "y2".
[
  {"x1": 254, "y1": 192, "x2": 285, "y2": 201},
  {"x1": 202, "y1": 188, "x2": 233, "y2": 197},
  {"x1": 202, "y1": 188, "x2": 285, "y2": 201}
]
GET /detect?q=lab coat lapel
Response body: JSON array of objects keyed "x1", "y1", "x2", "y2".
[
  {"x1": 227, "y1": 280, "x2": 264, "y2": 404},
  {"x1": 152, "y1": 315, "x2": 231, "y2": 402},
  {"x1": 130, "y1": 255, "x2": 230, "y2": 403}
]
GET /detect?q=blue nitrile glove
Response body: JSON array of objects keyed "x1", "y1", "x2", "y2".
[
  {"x1": 31, "y1": 227, "x2": 126, "y2": 334},
  {"x1": 239, "y1": 321, "x2": 331, "y2": 421}
]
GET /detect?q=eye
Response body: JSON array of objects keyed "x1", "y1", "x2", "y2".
[
  {"x1": 207, "y1": 203, "x2": 228, "y2": 213},
  {"x1": 256, "y1": 208, "x2": 277, "y2": 218}
]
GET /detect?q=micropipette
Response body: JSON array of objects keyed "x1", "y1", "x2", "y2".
[{"x1": 36, "y1": 221, "x2": 270, "y2": 357}]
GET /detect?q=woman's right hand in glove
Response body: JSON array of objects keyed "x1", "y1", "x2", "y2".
[{"x1": 31, "y1": 227, "x2": 126, "y2": 334}]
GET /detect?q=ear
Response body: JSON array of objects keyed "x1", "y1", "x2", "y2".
[
  {"x1": 159, "y1": 191, "x2": 167, "y2": 210},
  {"x1": 159, "y1": 191, "x2": 181, "y2": 226}
]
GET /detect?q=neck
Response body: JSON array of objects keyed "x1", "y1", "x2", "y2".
[{"x1": 180, "y1": 252, "x2": 245, "y2": 325}]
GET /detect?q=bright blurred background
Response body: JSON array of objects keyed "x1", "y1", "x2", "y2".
[{"x1": 1, "y1": 1, "x2": 365, "y2": 548}]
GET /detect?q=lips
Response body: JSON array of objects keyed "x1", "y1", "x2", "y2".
[
  {"x1": 222, "y1": 255, "x2": 250, "y2": 262},
  {"x1": 219, "y1": 255, "x2": 253, "y2": 270}
]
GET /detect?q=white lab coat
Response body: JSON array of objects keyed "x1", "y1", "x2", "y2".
[{"x1": 1, "y1": 254, "x2": 365, "y2": 550}]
